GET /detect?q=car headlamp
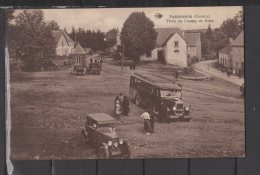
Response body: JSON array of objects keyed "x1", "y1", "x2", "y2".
[
  {"x1": 176, "y1": 91, "x2": 182, "y2": 98},
  {"x1": 185, "y1": 106, "x2": 191, "y2": 111},
  {"x1": 108, "y1": 140, "x2": 112, "y2": 146},
  {"x1": 173, "y1": 106, "x2": 177, "y2": 110},
  {"x1": 119, "y1": 139, "x2": 123, "y2": 144}
]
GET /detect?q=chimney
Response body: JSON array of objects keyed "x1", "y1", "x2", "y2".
[
  {"x1": 229, "y1": 38, "x2": 233, "y2": 43},
  {"x1": 182, "y1": 31, "x2": 185, "y2": 37}
]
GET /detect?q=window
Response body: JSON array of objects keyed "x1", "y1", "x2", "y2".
[
  {"x1": 61, "y1": 41, "x2": 64, "y2": 47},
  {"x1": 174, "y1": 41, "x2": 179, "y2": 47},
  {"x1": 174, "y1": 49, "x2": 179, "y2": 53}
]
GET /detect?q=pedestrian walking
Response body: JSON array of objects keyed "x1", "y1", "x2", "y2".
[
  {"x1": 100, "y1": 57, "x2": 103, "y2": 69},
  {"x1": 158, "y1": 102, "x2": 168, "y2": 123},
  {"x1": 132, "y1": 62, "x2": 136, "y2": 71},
  {"x1": 149, "y1": 109, "x2": 155, "y2": 133},
  {"x1": 175, "y1": 70, "x2": 179, "y2": 79},
  {"x1": 122, "y1": 96, "x2": 130, "y2": 116},
  {"x1": 118, "y1": 93, "x2": 124, "y2": 103},
  {"x1": 141, "y1": 111, "x2": 152, "y2": 135},
  {"x1": 114, "y1": 99, "x2": 122, "y2": 119}
]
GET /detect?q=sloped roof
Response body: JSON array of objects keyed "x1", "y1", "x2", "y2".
[
  {"x1": 232, "y1": 31, "x2": 244, "y2": 46},
  {"x1": 72, "y1": 44, "x2": 86, "y2": 55},
  {"x1": 162, "y1": 32, "x2": 186, "y2": 46},
  {"x1": 155, "y1": 28, "x2": 182, "y2": 47},
  {"x1": 219, "y1": 43, "x2": 232, "y2": 54},
  {"x1": 184, "y1": 32, "x2": 201, "y2": 47},
  {"x1": 52, "y1": 30, "x2": 74, "y2": 45},
  {"x1": 155, "y1": 28, "x2": 200, "y2": 47},
  {"x1": 52, "y1": 30, "x2": 62, "y2": 44}
]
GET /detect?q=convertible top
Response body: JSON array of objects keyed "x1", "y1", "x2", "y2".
[
  {"x1": 87, "y1": 113, "x2": 116, "y2": 124},
  {"x1": 133, "y1": 71, "x2": 182, "y2": 90}
]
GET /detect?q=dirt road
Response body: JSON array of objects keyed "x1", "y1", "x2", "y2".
[{"x1": 10, "y1": 58, "x2": 245, "y2": 159}]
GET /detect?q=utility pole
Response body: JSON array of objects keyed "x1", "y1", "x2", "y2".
[{"x1": 121, "y1": 44, "x2": 125, "y2": 74}]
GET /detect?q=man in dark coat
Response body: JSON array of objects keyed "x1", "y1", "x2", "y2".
[
  {"x1": 122, "y1": 96, "x2": 130, "y2": 116},
  {"x1": 158, "y1": 102, "x2": 168, "y2": 122},
  {"x1": 149, "y1": 109, "x2": 155, "y2": 133}
]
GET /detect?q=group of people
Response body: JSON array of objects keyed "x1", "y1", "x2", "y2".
[
  {"x1": 89, "y1": 56, "x2": 102, "y2": 69},
  {"x1": 114, "y1": 93, "x2": 130, "y2": 118}
]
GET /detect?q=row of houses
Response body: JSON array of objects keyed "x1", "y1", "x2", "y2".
[
  {"x1": 218, "y1": 31, "x2": 244, "y2": 75},
  {"x1": 54, "y1": 28, "x2": 202, "y2": 68}
]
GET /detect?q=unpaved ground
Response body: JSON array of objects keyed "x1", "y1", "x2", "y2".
[{"x1": 10, "y1": 58, "x2": 245, "y2": 159}]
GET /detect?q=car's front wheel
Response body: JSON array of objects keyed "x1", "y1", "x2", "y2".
[{"x1": 98, "y1": 145, "x2": 110, "y2": 159}]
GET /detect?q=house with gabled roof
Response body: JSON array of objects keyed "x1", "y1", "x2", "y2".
[
  {"x1": 219, "y1": 42, "x2": 232, "y2": 68},
  {"x1": 140, "y1": 28, "x2": 201, "y2": 67},
  {"x1": 218, "y1": 31, "x2": 244, "y2": 75},
  {"x1": 231, "y1": 31, "x2": 244, "y2": 74},
  {"x1": 52, "y1": 30, "x2": 75, "y2": 56}
]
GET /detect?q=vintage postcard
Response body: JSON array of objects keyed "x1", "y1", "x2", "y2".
[{"x1": 6, "y1": 6, "x2": 245, "y2": 159}]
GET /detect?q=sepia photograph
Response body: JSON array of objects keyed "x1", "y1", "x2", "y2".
[{"x1": 6, "y1": 6, "x2": 245, "y2": 159}]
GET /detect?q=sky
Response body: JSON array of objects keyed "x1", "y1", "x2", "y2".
[{"x1": 15, "y1": 6, "x2": 242, "y2": 33}]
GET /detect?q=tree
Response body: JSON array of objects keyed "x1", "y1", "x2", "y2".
[
  {"x1": 15, "y1": 10, "x2": 56, "y2": 71},
  {"x1": 121, "y1": 12, "x2": 157, "y2": 63},
  {"x1": 106, "y1": 28, "x2": 118, "y2": 47},
  {"x1": 213, "y1": 29, "x2": 229, "y2": 53},
  {"x1": 220, "y1": 18, "x2": 241, "y2": 39},
  {"x1": 205, "y1": 24, "x2": 214, "y2": 42},
  {"x1": 234, "y1": 10, "x2": 243, "y2": 30},
  {"x1": 201, "y1": 24, "x2": 215, "y2": 56},
  {"x1": 46, "y1": 20, "x2": 60, "y2": 30}
]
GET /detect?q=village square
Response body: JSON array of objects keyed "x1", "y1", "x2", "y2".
[{"x1": 7, "y1": 7, "x2": 245, "y2": 159}]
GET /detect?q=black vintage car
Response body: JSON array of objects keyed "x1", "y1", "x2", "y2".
[
  {"x1": 87, "y1": 62, "x2": 101, "y2": 75},
  {"x1": 71, "y1": 64, "x2": 84, "y2": 76},
  {"x1": 129, "y1": 71, "x2": 192, "y2": 122},
  {"x1": 81, "y1": 113, "x2": 131, "y2": 159}
]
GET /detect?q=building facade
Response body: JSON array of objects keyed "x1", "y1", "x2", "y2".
[
  {"x1": 231, "y1": 31, "x2": 244, "y2": 74},
  {"x1": 219, "y1": 44, "x2": 232, "y2": 68},
  {"x1": 139, "y1": 28, "x2": 201, "y2": 67},
  {"x1": 52, "y1": 30, "x2": 75, "y2": 56}
]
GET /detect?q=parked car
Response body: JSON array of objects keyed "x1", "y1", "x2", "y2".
[
  {"x1": 81, "y1": 113, "x2": 131, "y2": 159},
  {"x1": 87, "y1": 63, "x2": 101, "y2": 75},
  {"x1": 129, "y1": 71, "x2": 192, "y2": 122},
  {"x1": 71, "y1": 64, "x2": 84, "y2": 76}
]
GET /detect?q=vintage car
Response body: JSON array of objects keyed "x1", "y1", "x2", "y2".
[
  {"x1": 129, "y1": 71, "x2": 192, "y2": 122},
  {"x1": 71, "y1": 64, "x2": 84, "y2": 76},
  {"x1": 81, "y1": 113, "x2": 131, "y2": 159},
  {"x1": 87, "y1": 63, "x2": 101, "y2": 75}
]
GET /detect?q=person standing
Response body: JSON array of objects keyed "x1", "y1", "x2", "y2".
[
  {"x1": 175, "y1": 70, "x2": 179, "y2": 79},
  {"x1": 141, "y1": 111, "x2": 152, "y2": 135},
  {"x1": 115, "y1": 99, "x2": 122, "y2": 119},
  {"x1": 149, "y1": 109, "x2": 155, "y2": 133},
  {"x1": 158, "y1": 102, "x2": 168, "y2": 123},
  {"x1": 122, "y1": 96, "x2": 130, "y2": 116}
]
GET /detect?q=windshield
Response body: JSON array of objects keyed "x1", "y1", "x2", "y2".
[
  {"x1": 97, "y1": 126, "x2": 115, "y2": 134},
  {"x1": 160, "y1": 89, "x2": 182, "y2": 99}
]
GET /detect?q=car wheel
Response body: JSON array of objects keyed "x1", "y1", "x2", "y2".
[
  {"x1": 135, "y1": 93, "x2": 141, "y2": 106},
  {"x1": 98, "y1": 145, "x2": 110, "y2": 159},
  {"x1": 81, "y1": 130, "x2": 88, "y2": 144},
  {"x1": 122, "y1": 147, "x2": 131, "y2": 158}
]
